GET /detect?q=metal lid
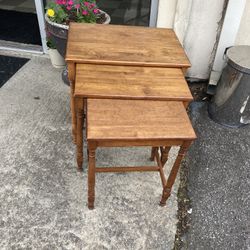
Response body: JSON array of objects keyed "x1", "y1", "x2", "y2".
[{"x1": 227, "y1": 46, "x2": 250, "y2": 74}]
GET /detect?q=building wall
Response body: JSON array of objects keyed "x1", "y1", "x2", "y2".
[
  {"x1": 157, "y1": 0, "x2": 177, "y2": 28},
  {"x1": 157, "y1": 0, "x2": 225, "y2": 79},
  {"x1": 235, "y1": 0, "x2": 250, "y2": 45},
  {"x1": 173, "y1": 0, "x2": 193, "y2": 45},
  {"x1": 157, "y1": 0, "x2": 250, "y2": 80},
  {"x1": 210, "y1": 0, "x2": 246, "y2": 83}
]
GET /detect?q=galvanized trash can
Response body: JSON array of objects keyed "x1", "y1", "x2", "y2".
[{"x1": 208, "y1": 46, "x2": 250, "y2": 128}]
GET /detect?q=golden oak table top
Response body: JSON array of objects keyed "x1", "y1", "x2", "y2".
[
  {"x1": 66, "y1": 23, "x2": 190, "y2": 68},
  {"x1": 74, "y1": 64, "x2": 193, "y2": 102},
  {"x1": 87, "y1": 99, "x2": 196, "y2": 141}
]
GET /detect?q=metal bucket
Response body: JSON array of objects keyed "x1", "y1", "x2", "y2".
[{"x1": 208, "y1": 46, "x2": 250, "y2": 128}]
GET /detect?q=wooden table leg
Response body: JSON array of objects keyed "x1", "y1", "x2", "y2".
[
  {"x1": 68, "y1": 63, "x2": 77, "y2": 144},
  {"x1": 75, "y1": 97, "x2": 84, "y2": 170},
  {"x1": 155, "y1": 149, "x2": 167, "y2": 188},
  {"x1": 71, "y1": 85, "x2": 77, "y2": 144},
  {"x1": 160, "y1": 141, "x2": 191, "y2": 206},
  {"x1": 160, "y1": 146, "x2": 171, "y2": 166},
  {"x1": 150, "y1": 147, "x2": 158, "y2": 161},
  {"x1": 88, "y1": 143, "x2": 96, "y2": 209}
]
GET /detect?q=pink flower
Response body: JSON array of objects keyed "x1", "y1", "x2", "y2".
[
  {"x1": 89, "y1": 3, "x2": 95, "y2": 8},
  {"x1": 68, "y1": 0, "x2": 74, "y2": 5},
  {"x1": 75, "y1": 3, "x2": 80, "y2": 9},
  {"x1": 62, "y1": 0, "x2": 66, "y2": 4},
  {"x1": 56, "y1": 0, "x2": 63, "y2": 4},
  {"x1": 82, "y1": 10, "x2": 88, "y2": 15},
  {"x1": 66, "y1": 5, "x2": 72, "y2": 10},
  {"x1": 83, "y1": 2, "x2": 89, "y2": 6},
  {"x1": 93, "y1": 8, "x2": 99, "y2": 14}
]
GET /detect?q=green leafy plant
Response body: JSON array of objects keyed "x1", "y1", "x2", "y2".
[
  {"x1": 46, "y1": 0, "x2": 101, "y2": 24},
  {"x1": 46, "y1": 30, "x2": 57, "y2": 49},
  {"x1": 46, "y1": 37, "x2": 57, "y2": 49}
]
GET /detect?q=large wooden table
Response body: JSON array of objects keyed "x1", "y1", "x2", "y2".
[
  {"x1": 66, "y1": 23, "x2": 190, "y2": 68},
  {"x1": 65, "y1": 23, "x2": 191, "y2": 144}
]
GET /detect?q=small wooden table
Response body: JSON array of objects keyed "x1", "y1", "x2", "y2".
[
  {"x1": 74, "y1": 64, "x2": 193, "y2": 169},
  {"x1": 65, "y1": 23, "x2": 191, "y2": 144},
  {"x1": 87, "y1": 99, "x2": 196, "y2": 209}
]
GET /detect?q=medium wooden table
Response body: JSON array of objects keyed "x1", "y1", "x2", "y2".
[
  {"x1": 65, "y1": 23, "x2": 191, "y2": 144},
  {"x1": 74, "y1": 64, "x2": 193, "y2": 169},
  {"x1": 87, "y1": 99, "x2": 196, "y2": 209},
  {"x1": 75, "y1": 64, "x2": 192, "y2": 105}
]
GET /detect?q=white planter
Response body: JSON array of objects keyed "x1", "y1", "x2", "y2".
[{"x1": 48, "y1": 48, "x2": 66, "y2": 68}]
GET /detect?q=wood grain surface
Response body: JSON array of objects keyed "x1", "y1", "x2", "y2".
[
  {"x1": 87, "y1": 99, "x2": 196, "y2": 141},
  {"x1": 66, "y1": 23, "x2": 190, "y2": 68},
  {"x1": 74, "y1": 64, "x2": 192, "y2": 101}
]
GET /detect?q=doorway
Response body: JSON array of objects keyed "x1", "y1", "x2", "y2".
[
  {"x1": 0, "y1": 0, "x2": 42, "y2": 47},
  {"x1": 0, "y1": 0, "x2": 159, "y2": 54}
]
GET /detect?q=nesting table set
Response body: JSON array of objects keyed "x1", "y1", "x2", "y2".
[{"x1": 65, "y1": 23, "x2": 196, "y2": 209}]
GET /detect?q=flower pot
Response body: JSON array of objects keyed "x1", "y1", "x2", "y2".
[
  {"x1": 45, "y1": 11, "x2": 111, "y2": 58},
  {"x1": 48, "y1": 48, "x2": 66, "y2": 68},
  {"x1": 45, "y1": 11, "x2": 111, "y2": 85}
]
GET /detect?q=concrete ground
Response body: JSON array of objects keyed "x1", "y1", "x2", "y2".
[
  {"x1": 0, "y1": 54, "x2": 180, "y2": 249},
  {"x1": 182, "y1": 102, "x2": 250, "y2": 249}
]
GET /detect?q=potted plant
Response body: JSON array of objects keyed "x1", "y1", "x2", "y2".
[
  {"x1": 45, "y1": 0, "x2": 110, "y2": 84},
  {"x1": 45, "y1": 0, "x2": 111, "y2": 58},
  {"x1": 47, "y1": 36, "x2": 66, "y2": 68}
]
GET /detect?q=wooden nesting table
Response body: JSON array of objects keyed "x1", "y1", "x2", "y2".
[
  {"x1": 65, "y1": 23, "x2": 191, "y2": 143},
  {"x1": 65, "y1": 23, "x2": 195, "y2": 208},
  {"x1": 87, "y1": 99, "x2": 196, "y2": 209}
]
